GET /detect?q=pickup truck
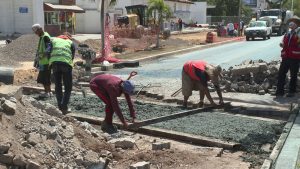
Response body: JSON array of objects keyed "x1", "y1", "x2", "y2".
[{"x1": 244, "y1": 20, "x2": 272, "y2": 41}]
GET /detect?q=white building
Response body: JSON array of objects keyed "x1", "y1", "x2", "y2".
[
  {"x1": 243, "y1": 0, "x2": 268, "y2": 12},
  {"x1": 0, "y1": 0, "x2": 44, "y2": 36},
  {"x1": 0, "y1": 0, "x2": 84, "y2": 36},
  {"x1": 75, "y1": 0, "x2": 205, "y2": 33},
  {"x1": 190, "y1": 2, "x2": 207, "y2": 24}
]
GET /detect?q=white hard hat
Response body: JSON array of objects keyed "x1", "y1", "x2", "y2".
[{"x1": 32, "y1": 24, "x2": 42, "y2": 32}]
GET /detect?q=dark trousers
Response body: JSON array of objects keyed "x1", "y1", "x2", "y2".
[
  {"x1": 52, "y1": 62, "x2": 73, "y2": 111},
  {"x1": 90, "y1": 82, "x2": 114, "y2": 124},
  {"x1": 276, "y1": 58, "x2": 300, "y2": 94}
]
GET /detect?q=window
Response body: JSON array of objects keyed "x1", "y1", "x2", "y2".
[
  {"x1": 243, "y1": 0, "x2": 257, "y2": 7},
  {"x1": 44, "y1": 12, "x2": 59, "y2": 25}
]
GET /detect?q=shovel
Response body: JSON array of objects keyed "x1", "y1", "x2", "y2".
[{"x1": 127, "y1": 71, "x2": 137, "y2": 80}]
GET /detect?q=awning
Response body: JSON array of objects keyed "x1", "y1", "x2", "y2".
[{"x1": 44, "y1": 3, "x2": 85, "y2": 13}]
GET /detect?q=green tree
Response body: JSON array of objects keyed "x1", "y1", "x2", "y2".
[
  {"x1": 282, "y1": 0, "x2": 300, "y2": 16},
  {"x1": 147, "y1": 0, "x2": 172, "y2": 48}
]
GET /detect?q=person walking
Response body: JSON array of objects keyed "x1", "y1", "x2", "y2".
[
  {"x1": 32, "y1": 24, "x2": 52, "y2": 98},
  {"x1": 49, "y1": 35, "x2": 75, "y2": 114},
  {"x1": 182, "y1": 60, "x2": 224, "y2": 108},
  {"x1": 90, "y1": 74, "x2": 136, "y2": 133},
  {"x1": 276, "y1": 17, "x2": 300, "y2": 97}
]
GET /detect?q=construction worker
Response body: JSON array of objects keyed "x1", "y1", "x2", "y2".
[
  {"x1": 276, "y1": 17, "x2": 300, "y2": 97},
  {"x1": 90, "y1": 74, "x2": 136, "y2": 133},
  {"x1": 182, "y1": 60, "x2": 224, "y2": 108},
  {"x1": 32, "y1": 24, "x2": 52, "y2": 98},
  {"x1": 49, "y1": 35, "x2": 75, "y2": 114}
]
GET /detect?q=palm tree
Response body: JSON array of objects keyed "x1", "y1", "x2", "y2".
[{"x1": 147, "y1": 0, "x2": 172, "y2": 48}]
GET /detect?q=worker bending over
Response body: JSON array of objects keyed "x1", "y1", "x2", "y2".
[
  {"x1": 182, "y1": 60, "x2": 224, "y2": 108},
  {"x1": 49, "y1": 35, "x2": 75, "y2": 114},
  {"x1": 90, "y1": 74, "x2": 136, "y2": 133}
]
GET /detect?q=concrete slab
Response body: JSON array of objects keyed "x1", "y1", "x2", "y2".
[
  {"x1": 274, "y1": 110, "x2": 300, "y2": 169},
  {"x1": 0, "y1": 85, "x2": 21, "y2": 99}
]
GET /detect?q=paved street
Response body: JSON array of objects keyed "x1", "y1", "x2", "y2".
[{"x1": 110, "y1": 35, "x2": 283, "y2": 87}]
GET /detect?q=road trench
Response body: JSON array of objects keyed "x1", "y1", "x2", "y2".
[{"x1": 23, "y1": 86, "x2": 297, "y2": 168}]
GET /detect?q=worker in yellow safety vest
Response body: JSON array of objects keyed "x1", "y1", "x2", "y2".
[
  {"x1": 49, "y1": 35, "x2": 75, "y2": 114},
  {"x1": 32, "y1": 24, "x2": 52, "y2": 98}
]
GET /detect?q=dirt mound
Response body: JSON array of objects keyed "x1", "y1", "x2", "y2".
[
  {"x1": 0, "y1": 34, "x2": 39, "y2": 67},
  {"x1": 0, "y1": 94, "x2": 113, "y2": 168}
]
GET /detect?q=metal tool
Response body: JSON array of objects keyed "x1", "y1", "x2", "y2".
[
  {"x1": 136, "y1": 83, "x2": 151, "y2": 98},
  {"x1": 128, "y1": 102, "x2": 231, "y2": 129},
  {"x1": 73, "y1": 82, "x2": 87, "y2": 98},
  {"x1": 127, "y1": 71, "x2": 137, "y2": 80},
  {"x1": 171, "y1": 87, "x2": 182, "y2": 97}
]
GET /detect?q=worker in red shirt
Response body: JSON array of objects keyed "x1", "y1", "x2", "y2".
[
  {"x1": 90, "y1": 74, "x2": 136, "y2": 133},
  {"x1": 276, "y1": 18, "x2": 300, "y2": 97},
  {"x1": 182, "y1": 60, "x2": 224, "y2": 108}
]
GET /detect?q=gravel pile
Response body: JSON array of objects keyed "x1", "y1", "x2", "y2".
[
  {"x1": 151, "y1": 111, "x2": 285, "y2": 153},
  {"x1": 34, "y1": 93, "x2": 182, "y2": 121},
  {"x1": 0, "y1": 34, "x2": 38, "y2": 66}
]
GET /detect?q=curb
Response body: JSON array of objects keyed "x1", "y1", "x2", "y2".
[
  {"x1": 128, "y1": 37, "x2": 245, "y2": 63},
  {"x1": 261, "y1": 104, "x2": 299, "y2": 169}
]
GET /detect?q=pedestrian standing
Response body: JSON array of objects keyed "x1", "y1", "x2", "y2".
[
  {"x1": 32, "y1": 24, "x2": 52, "y2": 98},
  {"x1": 240, "y1": 20, "x2": 244, "y2": 36},
  {"x1": 276, "y1": 17, "x2": 300, "y2": 97},
  {"x1": 178, "y1": 18, "x2": 183, "y2": 31},
  {"x1": 49, "y1": 35, "x2": 75, "y2": 114},
  {"x1": 182, "y1": 60, "x2": 224, "y2": 108},
  {"x1": 90, "y1": 74, "x2": 136, "y2": 133}
]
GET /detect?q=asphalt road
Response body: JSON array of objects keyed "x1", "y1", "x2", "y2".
[{"x1": 110, "y1": 35, "x2": 283, "y2": 86}]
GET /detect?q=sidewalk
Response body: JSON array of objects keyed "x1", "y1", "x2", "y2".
[{"x1": 274, "y1": 107, "x2": 300, "y2": 169}]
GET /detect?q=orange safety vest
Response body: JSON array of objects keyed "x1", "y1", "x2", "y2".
[
  {"x1": 281, "y1": 31, "x2": 300, "y2": 59},
  {"x1": 183, "y1": 60, "x2": 207, "y2": 81}
]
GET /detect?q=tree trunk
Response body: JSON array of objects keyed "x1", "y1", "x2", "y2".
[
  {"x1": 101, "y1": 0, "x2": 105, "y2": 53},
  {"x1": 156, "y1": 13, "x2": 162, "y2": 48}
]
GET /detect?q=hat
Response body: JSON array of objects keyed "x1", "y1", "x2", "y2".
[
  {"x1": 122, "y1": 80, "x2": 135, "y2": 95},
  {"x1": 287, "y1": 16, "x2": 300, "y2": 26},
  {"x1": 32, "y1": 24, "x2": 42, "y2": 32}
]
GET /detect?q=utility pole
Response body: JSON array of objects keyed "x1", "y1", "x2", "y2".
[{"x1": 237, "y1": 0, "x2": 242, "y2": 36}]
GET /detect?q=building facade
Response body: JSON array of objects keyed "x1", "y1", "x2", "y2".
[
  {"x1": 0, "y1": 0, "x2": 84, "y2": 36},
  {"x1": 75, "y1": 0, "x2": 199, "y2": 33},
  {"x1": 0, "y1": 0, "x2": 44, "y2": 36},
  {"x1": 243, "y1": 0, "x2": 267, "y2": 12}
]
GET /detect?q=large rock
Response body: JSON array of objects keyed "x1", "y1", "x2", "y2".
[
  {"x1": 60, "y1": 125, "x2": 74, "y2": 139},
  {"x1": 2, "y1": 100, "x2": 16, "y2": 115},
  {"x1": 0, "y1": 85, "x2": 21, "y2": 99},
  {"x1": 0, "y1": 142, "x2": 11, "y2": 154},
  {"x1": 26, "y1": 132, "x2": 43, "y2": 146},
  {"x1": 231, "y1": 63, "x2": 268, "y2": 77},
  {"x1": 83, "y1": 150, "x2": 106, "y2": 167},
  {"x1": 152, "y1": 141, "x2": 171, "y2": 150},
  {"x1": 108, "y1": 138, "x2": 135, "y2": 149},
  {"x1": 0, "y1": 153, "x2": 14, "y2": 165},
  {"x1": 129, "y1": 161, "x2": 150, "y2": 169},
  {"x1": 26, "y1": 160, "x2": 41, "y2": 169},
  {"x1": 13, "y1": 154, "x2": 27, "y2": 167}
]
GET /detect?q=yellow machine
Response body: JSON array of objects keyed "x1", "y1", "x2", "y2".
[{"x1": 117, "y1": 14, "x2": 139, "y2": 29}]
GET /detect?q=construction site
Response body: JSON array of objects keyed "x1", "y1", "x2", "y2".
[{"x1": 0, "y1": 23, "x2": 299, "y2": 169}]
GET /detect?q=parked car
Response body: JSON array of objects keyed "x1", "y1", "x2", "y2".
[{"x1": 244, "y1": 20, "x2": 272, "y2": 41}]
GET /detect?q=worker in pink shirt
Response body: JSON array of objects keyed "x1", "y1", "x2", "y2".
[{"x1": 90, "y1": 74, "x2": 136, "y2": 133}]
